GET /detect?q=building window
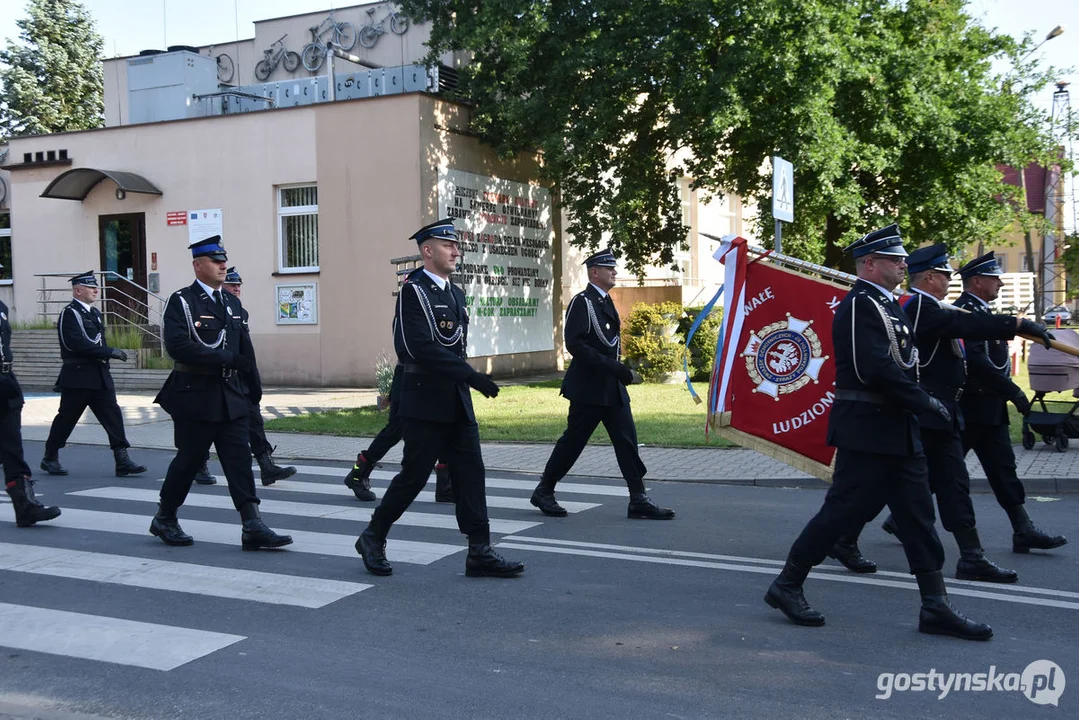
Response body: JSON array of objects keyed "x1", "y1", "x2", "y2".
[
  {"x1": 995, "y1": 255, "x2": 1007, "y2": 273},
  {"x1": 277, "y1": 185, "x2": 319, "y2": 272},
  {"x1": 0, "y1": 213, "x2": 11, "y2": 283},
  {"x1": 1021, "y1": 254, "x2": 1034, "y2": 272}
]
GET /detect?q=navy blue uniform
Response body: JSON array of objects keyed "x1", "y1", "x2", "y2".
[
  {"x1": 788, "y1": 280, "x2": 945, "y2": 574},
  {"x1": 0, "y1": 301, "x2": 31, "y2": 481},
  {"x1": 44, "y1": 300, "x2": 131, "y2": 454},
  {"x1": 156, "y1": 282, "x2": 258, "y2": 512},
  {"x1": 954, "y1": 291, "x2": 1027, "y2": 509},
  {"x1": 367, "y1": 268, "x2": 489, "y2": 543},
  {"x1": 541, "y1": 284, "x2": 646, "y2": 494}
]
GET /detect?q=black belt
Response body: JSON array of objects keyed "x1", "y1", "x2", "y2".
[
  {"x1": 0, "y1": 362, "x2": 11, "y2": 375},
  {"x1": 174, "y1": 362, "x2": 233, "y2": 378},
  {"x1": 401, "y1": 363, "x2": 428, "y2": 375},
  {"x1": 835, "y1": 389, "x2": 886, "y2": 404},
  {"x1": 924, "y1": 386, "x2": 963, "y2": 402},
  {"x1": 62, "y1": 359, "x2": 104, "y2": 366}
]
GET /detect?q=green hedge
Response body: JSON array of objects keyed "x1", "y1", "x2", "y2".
[{"x1": 678, "y1": 304, "x2": 723, "y2": 382}]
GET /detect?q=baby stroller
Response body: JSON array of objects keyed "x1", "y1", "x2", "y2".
[{"x1": 1022, "y1": 328, "x2": 1079, "y2": 452}]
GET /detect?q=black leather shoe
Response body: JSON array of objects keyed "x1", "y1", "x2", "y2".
[
  {"x1": 113, "y1": 448, "x2": 147, "y2": 477},
  {"x1": 627, "y1": 495, "x2": 675, "y2": 520},
  {"x1": 530, "y1": 487, "x2": 567, "y2": 517},
  {"x1": 150, "y1": 515, "x2": 194, "y2": 546},
  {"x1": 1013, "y1": 524, "x2": 1068, "y2": 553},
  {"x1": 764, "y1": 563, "x2": 825, "y2": 627},
  {"x1": 39, "y1": 456, "x2": 67, "y2": 476},
  {"x1": 356, "y1": 529, "x2": 392, "y2": 576},
  {"x1": 241, "y1": 519, "x2": 293, "y2": 550},
  {"x1": 828, "y1": 539, "x2": 877, "y2": 574},
  {"x1": 239, "y1": 503, "x2": 292, "y2": 550},
  {"x1": 919, "y1": 596, "x2": 993, "y2": 640},
  {"x1": 194, "y1": 462, "x2": 217, "y2": 485},
  {"x1": 343, "y1": 454, "x2": 377, "y2": 501},
  {"x1": 465, "y1": 544, "x2": 524, "y2": 578},
  {"x1": 956, "y1": 551, "x2": 1018, "y2": 583},
  {"x1": 5, "y1": 476, "x2": 61, "y2": 527},
  {"x1": 255, "y1": 448, "x2": 296, "y2": 486},
  {"x1": 915, "y1": 570, "x2": 992, "y2": 640}
]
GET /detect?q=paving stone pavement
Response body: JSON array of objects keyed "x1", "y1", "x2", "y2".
[{"x1": 17, "y1": 388, "x2": 1078, "y2": 493}]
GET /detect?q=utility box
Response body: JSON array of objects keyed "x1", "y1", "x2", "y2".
[{"x1": 127, "y1": 51, "x2": 218, "y2": 124}]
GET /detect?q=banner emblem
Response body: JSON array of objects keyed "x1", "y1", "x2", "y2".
[{"x1": 743, "y1": 315, "x2": 827, "y2": 399}]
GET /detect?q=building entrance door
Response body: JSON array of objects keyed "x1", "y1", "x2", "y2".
[{"x1": 98, "y1": 213, "x2": 148, "y2": 322}]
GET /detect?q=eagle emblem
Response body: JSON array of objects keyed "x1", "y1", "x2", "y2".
[{"x1": 742, "y1": 315, "x2": 828, "y2": 400}]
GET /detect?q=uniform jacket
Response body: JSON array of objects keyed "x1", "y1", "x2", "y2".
[
  {"x1": 54, "y1": 299, "x2": 115, "y2": 391},
  {"x1": 0, "y1": 301, "x2": 24, "y2": 410},
  {"x1": 235, "y1": 304, "x2": 263, "y2": 405},
  {"x1": 903, "y1": 290, "x2": 1016, "y2": 432},
  {"x1": 394, "y1": 267, "x2": 475, "y2": 424},
  {"x1": 560, "y1": 284, "x2": 630, "y2": 407},
  {"x1": 154, "y1": 282, "x2": 254, "y2": 422},
  {"x1": 828, "y1": 279, "x2": 935, "y2": 455},
  {"x1": 954, "y1": 291, "x2": 1020, "y2": 426}
]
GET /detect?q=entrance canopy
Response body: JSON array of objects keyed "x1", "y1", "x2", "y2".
[{"x1": 40, "y1": 168, "x2": 162, "y2": 201}]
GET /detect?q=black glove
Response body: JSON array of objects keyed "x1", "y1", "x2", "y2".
[
  {"x1": 109, "y1": 348, "x2": 128, "y2": 362},
  {"x1": 229, "y1": 353, "x2": 253, "y2": 373},
  {"x1": 467, "y1": 372, "x2": 500, "y2": 398},
  {"x1": 927, "y1": 397, "x2": 951, "y2": 425},
  {"x1": 1018, "y1": 318, "x2": 1054, "y2": 349},
  {"x1": 1011, "y1": 390, "x2": 1032, "y2": 416},
  {"x1": 613, "y1": 362, "x2": 634, "y2": 385}
]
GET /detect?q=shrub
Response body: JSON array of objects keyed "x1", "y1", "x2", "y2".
[
  {"x1": 374, "y1": 353, "x2": 395, "y2": 399},
  {"x1": 622, "y1": 301, "x2": 687, "y2": 382},
  {"x1": 105, "y1": 325, "x2": 146, "y2": 350},
  {"x1": 678, "y1": 304, "x2": 723, "y2": 382}
]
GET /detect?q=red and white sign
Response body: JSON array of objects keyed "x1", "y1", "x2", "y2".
[
  {"x1": 709, "y1": 237, "x2": 846, "y2": 480},
  {"x1": 166, "y1": 211, "x2": 187, "y2": 226}
]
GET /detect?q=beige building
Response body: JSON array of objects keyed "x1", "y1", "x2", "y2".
[{"x1": 0, "y1": 3, "x2": 750, "y2": 386}]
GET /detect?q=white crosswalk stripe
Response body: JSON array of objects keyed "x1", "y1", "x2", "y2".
[
  {"x1": 0, "y1": 462, "x2": 617, "y2": 671},
  {"x1": 74, "y1": 486, "x2": 543, "y2": 534}
]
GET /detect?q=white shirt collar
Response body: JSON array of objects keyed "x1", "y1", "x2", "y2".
[
  {"x1": 422, "y1": 269, "x2": 448, "y2": 290},
  {"x1": 196, "y1": 278, "x2": 222, "y2": 299},
  {"x1": 862, "y1": 278, "x2": 896, "y2": 300},
  {"x1": 588, "y1": 282, "x2": 608, "y2": 299},
  {"x1": 73, "y1": 297, "x2": 93, "y2": 312}
]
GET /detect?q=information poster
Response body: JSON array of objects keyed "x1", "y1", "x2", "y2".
[
  {"x1": 188, "y1": 208, "x2": 223, "y2": 245},
  {"x1": 437, "y1": 168, "x2": 554, "y2": 357},
  {"x1": 276, "y1": 283, "x2": 317, "y2": 324}
]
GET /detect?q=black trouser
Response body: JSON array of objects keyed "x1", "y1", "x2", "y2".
[
  {"x1": 45, "y1": 387, "x2": 129, "y2": 452},
  {"x1": 0, "y1": 404, "x2": 31, "y2": 481},
  {"x1": 368, "y1": 417, "x2": 489, "y2": 544},
  {"x1": 365, "y1": 384, "x2": 404, "y2": 463},
  {"x1": 847, "y1": 426, "x2": 977, "y2": 542},
  {"x1": 161, "y1": 417, "x2": 258, "y2": 512},
  {"x1": 962, "y1": 422, "x2": 1026, "y2": 509},
  {"x1": 788, "y1": 449, "x2": 944, "y2": 574},
  {"x1": 246, "y1": 400, "x2": 273, "y2": 457},
  {"x1": 542, "y1": 400, "x2": 646, "y2": 495}
]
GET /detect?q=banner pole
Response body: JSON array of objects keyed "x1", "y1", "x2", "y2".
[{"x1": 700, "y1": 232, "x2": 857, "y2": 288}]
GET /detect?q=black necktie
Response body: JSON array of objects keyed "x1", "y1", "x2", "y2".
[
  {"x1": 213, "y1": 290, "x2": 224, "y2": 306},
  {"x1": 445, "y1": 283, "x2": 458, "y2": 314}
]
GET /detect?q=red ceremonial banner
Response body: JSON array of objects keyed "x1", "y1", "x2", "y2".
[{"x1": 710, "y1": 242, "x2": 850, "y2": 480}]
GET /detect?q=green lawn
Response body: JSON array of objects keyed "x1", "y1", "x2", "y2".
[
  {"x1": 264, "y1": 359, "x2": 1057, "y2": 447},
  {"x1": 264, "y1": 379, "x2": 731, "y2": 448}
]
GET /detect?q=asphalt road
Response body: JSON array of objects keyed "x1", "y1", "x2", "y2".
[{"x1": 1, "y1": 442, "x2": 1076, "y2": 719}]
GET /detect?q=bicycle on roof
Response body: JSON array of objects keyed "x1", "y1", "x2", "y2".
[
  {"x1": 301, "y1": 9, "x2": 358, "y2": 72},
  {"x1": 358, "y1": 4, "x2": 410, "y2": 49},
  {"x1": 255, "y1": 35, "x2": 300, "y2": 81}
]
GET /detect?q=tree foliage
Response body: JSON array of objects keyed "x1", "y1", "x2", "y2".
[
  {"x1": 0, "y1": 0, "x2": 104, "y2": 139},
  {"x1": 400, "y1": 0, "x2": 1072, "y2": 272}
]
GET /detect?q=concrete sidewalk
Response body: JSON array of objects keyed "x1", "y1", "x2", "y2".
[{"x1": 17, "y1": 387, "x2": 1078, "y2": 494}]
